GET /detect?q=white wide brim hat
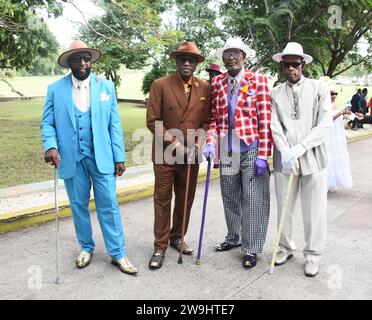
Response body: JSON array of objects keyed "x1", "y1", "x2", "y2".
[
  {"x1": 215, "y1": 37, "x2": 255, "y2": 60},
  {"x1": 272, "y1": 42, "x2": 313, "y2": 64}
]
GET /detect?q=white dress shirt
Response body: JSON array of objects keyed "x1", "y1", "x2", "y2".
[{"x1": 71, "y1": 74, "x2": 91, "y2": 112}]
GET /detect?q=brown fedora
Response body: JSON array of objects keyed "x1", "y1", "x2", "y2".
[
  {"x1": 58, "y1": 40, "x2": 101, "y2": 68},
  {"x1": 170, "y1": 41, "x2": 205, "y2": 63}
]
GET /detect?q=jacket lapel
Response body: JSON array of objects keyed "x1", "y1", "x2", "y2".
[
  {"x1": 62, "y1": 74, "x2": 75, "y2": 129},
  {"x1": 180, "y1": 75, "x2": 199, "y2": 121},
  {"x1": 90, "y1": 73, "x2": 100, "y2": 120},
  {"x1": 236, "y1": 70, "x2": 253, "y2": 114}
]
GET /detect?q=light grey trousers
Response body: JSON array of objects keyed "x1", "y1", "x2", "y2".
[
  {"x1": 274, "y1": 169, "x2": 328, "y2": 262},
  {"x1": 220, "y1": 148, "x2": 270, "y2": 254}
]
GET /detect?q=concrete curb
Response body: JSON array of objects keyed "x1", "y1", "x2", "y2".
[
  {"x1": 1, "y1": 130, "x2": 371, "y2": 234},
  {"x1": 0, "y1": 166, "x2": 220, "y2": 234}
]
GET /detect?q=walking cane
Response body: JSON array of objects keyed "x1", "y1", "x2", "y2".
[
  {"x1": 54, "y1": 167, "x2": 61, "y2": 284},
  {"x1": 269, "y1": 173, "x2": 294, "y2": 275},
  {"x1": 195, "y1": 157, "x2": 212, "y2": 265},
  {"x1": 178, "y1": 148, "x2": 194, "y2": 264}
]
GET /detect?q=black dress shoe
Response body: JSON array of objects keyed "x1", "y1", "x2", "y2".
[
  {"x1": 243, "y1": 254, "x2": 257, "y2": 268},
  {"x1": 149, "y1": 251, "x2": 165, "y2": 269},
  {"x1": 214, "y1": 242, "x2": 241, "y2": 251}
]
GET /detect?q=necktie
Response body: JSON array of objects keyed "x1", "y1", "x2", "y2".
[
  {"x1": 76, "y1": 83, "x2": 88, "y2": 112},
  {"x1": 230, "y1": 79, "x2": 237, "y2": 96},
  {"x1": 183, "y1": 83, "x2": 191, "y2": 94}
]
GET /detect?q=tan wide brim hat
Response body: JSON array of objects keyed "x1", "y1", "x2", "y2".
[
  {"x1": 170, "y1": 41, "x2": 205, "y2": 63},
  {"x1": 58, "y1": 40, "x2": 101, "y2": 68}
]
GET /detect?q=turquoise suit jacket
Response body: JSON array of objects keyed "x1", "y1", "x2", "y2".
[{"x1": 41, "y1": 73, "x2": 125, "y2": 179}]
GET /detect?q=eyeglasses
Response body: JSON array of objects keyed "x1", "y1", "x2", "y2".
[
  {"x1": 331, "y1": 92, "x2": 338, "y2": 96},
  {"x1": 222, "y1": 50, "x2": 243, "y2": 59},
  {"x1": 69, "y1": 54, "x2": 92, "y2": 63},
  {"x1": 282, "y1": 61, "x2": 303, "y2": 68},
  {"x1": 177, "y1": 56, "x2": 197, "y2": 64}
]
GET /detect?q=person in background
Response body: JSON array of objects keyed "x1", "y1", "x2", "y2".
[
  {"x1": 205, "y1": 63, "x2": 222, "y2": 84},
  {"x1": 320, "y1": 77, "x2": 353, "y2": 192}
]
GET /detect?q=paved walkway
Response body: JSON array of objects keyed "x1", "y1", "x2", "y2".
[{"x1": 0, "y1": 137, "x2": 371, "y2": 300}]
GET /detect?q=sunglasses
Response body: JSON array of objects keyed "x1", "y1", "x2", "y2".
[
  {"x1": 177, "y1": 56, "x2": 197, "y2": 64},
  {"x1": 331, "y1": 92, "x2": 338, "y2": 96},
  {"x1": 222, "y1": 50, "x2": 243, "y2": 59},
  {"x1": 282, "y1": 61, "x2": 303, "y2": 68},
  {"x1": 69, "y1": 54, "x2": 92, "y2": 63}
]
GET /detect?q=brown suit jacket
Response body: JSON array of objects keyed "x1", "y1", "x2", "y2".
[{"x1": 146, "y1": 72, "x2": 211, "y2": 163}]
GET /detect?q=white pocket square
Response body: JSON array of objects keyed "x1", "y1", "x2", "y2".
[{"x1": 100, "y1": 92, "x2": 110, "y2": 101}]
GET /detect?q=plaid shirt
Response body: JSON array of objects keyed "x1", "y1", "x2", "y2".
[{"x1": 206, "y1": 69, "x2": 272, "y2": 157}]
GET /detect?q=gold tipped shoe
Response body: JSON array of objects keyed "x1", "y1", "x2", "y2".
[
  {"x1": 111, "y1": 257, "x2": 138, "y2": 275},
  {"x1": 76, "y1": 250, "x2": 93, "y2": 268}
]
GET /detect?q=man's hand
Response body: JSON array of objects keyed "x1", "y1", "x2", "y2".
[
  {"x1": 115, "y1": 162, "x2": 126, "y2": 176},
  {"x1": 203, "y1": 144, "x2": 215, "y2": 160},
  {"x1": 282, "y1": 144, "x2": 306, "y2": 172},
  {"x1": 355, "y1": 112, "x2": 364, "y2": 121},
  {"x1": 44, "y1": 148, "x2": 60, "y2": 168},
  {"x1": 255, "y1": 158, "x2": 269, "y2": 177}
]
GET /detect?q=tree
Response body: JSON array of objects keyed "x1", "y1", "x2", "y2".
[
  {"x1": 220, "y1": 0, "x2": 372, "y2": 78},
  {"x1": 76, "y1": 0, "x2": 179, "y2": 89},
  {"x1": 0, "y1": 0, "x2": 62, "y2": 95}
]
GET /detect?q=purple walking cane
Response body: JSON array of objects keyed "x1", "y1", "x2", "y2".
[{"x1": 196, "y1": 157, "x2": 212, "y2": 265}]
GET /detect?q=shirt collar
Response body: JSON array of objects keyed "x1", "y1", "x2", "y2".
[
  {"x1": 71, "y1": 74, "x2": 90, "y2": 89},
  {"x1": 228, "y1": 68, "x2": 245, "y2": 84},
  {"x1": 286, "y1": 75, "x2": 305, "y2": 87},
  {"x1": 177, "y1": 72, "x2": 193, "y2": 86}
]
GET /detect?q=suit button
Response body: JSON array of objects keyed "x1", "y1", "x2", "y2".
[
  {"x1": 81, "y1": 149, "x2": 84, "y2": 152},
  {"x1": 80, "y1": 139, "x2": 83, "y2": 141},
  {"x1": 169, "y1": 107, "x2": 173, "y2": 111},
  {"x1": 79, "y1": 115, "x2": 82, "y2": 118},
  {"x1": 180, "y1": 120, "x2": 184, "y2": 123},
  {"x1": 79, "y1": 127, "x2": 82, "y2": 130}
]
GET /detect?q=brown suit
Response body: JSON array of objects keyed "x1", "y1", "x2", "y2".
[{"x1": 146, "y1": 72, "x2": 211, "y2": 252}]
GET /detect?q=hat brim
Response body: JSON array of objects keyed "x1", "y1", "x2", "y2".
[
  {"x1": 58, "y1": 48, "x2": 101, "y2": 67},
  {"x1": 206, "y1": 68, "x2": 222, "y2": 74},
  {"x1": 272, "y1": 52, "x2": 313, "y2": 64},
  {"x1": 215, "y1": 46, "x2": 255, "y2": 60},
  {"x1": 170, "y1": 51, "x2": 205, "y2": 63}
]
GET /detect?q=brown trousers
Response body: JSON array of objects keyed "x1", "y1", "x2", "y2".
[{"x1": 153, "y1": 163, "x2": 199, "y2": 252}]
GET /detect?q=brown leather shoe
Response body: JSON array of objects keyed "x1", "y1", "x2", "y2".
[
  {"x1": 149, "y1": 251, "x2": 165, "y2": 270},
  {"x1": 170, "y1": 239, "x2": 194, "y2": 255}
]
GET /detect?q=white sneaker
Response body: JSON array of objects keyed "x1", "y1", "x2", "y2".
[
  {"x1": 274, "y1": 249, "x2": 293, "y2": 266},
  {"x1": 304, "y1": 260, "x2": 319, "y2": 277}
]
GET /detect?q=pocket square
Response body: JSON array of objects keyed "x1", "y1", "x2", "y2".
[{"x1": 100, "y1": 92, "x2": 110, "y2": 101}]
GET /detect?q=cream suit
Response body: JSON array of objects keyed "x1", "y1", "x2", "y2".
[{"x1": 270, "y1": 76, "x2": 333, "y2": 261}]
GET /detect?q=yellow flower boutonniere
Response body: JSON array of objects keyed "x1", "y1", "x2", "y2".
[
  {"x1": 241, "y1": 86, "x2": 248, "y2": 93},
  {"x1": 200, "y1": 97, "x2": 206, "y2": 101},
  {"x1": 194, "y1": 82, "x2": 199, "y2": 88}
]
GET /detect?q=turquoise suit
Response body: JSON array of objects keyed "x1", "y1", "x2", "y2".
[{"x1": 41, "y1": 73, "x2": 126, "y2": 259}]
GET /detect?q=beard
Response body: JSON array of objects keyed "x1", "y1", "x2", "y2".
[{"x1": 71, "y1": 67, "x2": 91, "y2": 81}]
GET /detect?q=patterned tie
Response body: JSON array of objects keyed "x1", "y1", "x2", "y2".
[
  {"x1": 230, "y1": 79, "x2": 237, "y2": 96},
  {"x1": 183, "y1": 82, "x2": 191, "y2": 94},
  {"x1": 76, "y1": 83, "x2": 88, "y2": 112}
]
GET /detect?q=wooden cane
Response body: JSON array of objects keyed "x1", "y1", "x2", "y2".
[
  {"x1": 269, "y1": 173, "x2": 294, "y2": 274},
  {"x1": 178, "y1": 150, "x2": 193, "y2": 264}
]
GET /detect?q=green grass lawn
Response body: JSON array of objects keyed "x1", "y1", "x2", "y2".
[
  {"x1": 0, "y1": 99, "x2": 148, "y2": 188},
  {"x1": 0, "y1": 67, "x2": 146, "y2": 100}
]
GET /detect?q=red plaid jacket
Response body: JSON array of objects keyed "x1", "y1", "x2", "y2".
[{"x1": 206, "y1": 69, "x2": 272, "y2": 158}]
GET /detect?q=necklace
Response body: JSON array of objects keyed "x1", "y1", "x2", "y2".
[{"x1": 286, "y1": 79, "x2": 305, "y2": 120}]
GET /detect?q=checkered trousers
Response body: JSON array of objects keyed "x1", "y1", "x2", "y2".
[{"x1": 219, "y1": 148, "x2": 270, "y2": 254}]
